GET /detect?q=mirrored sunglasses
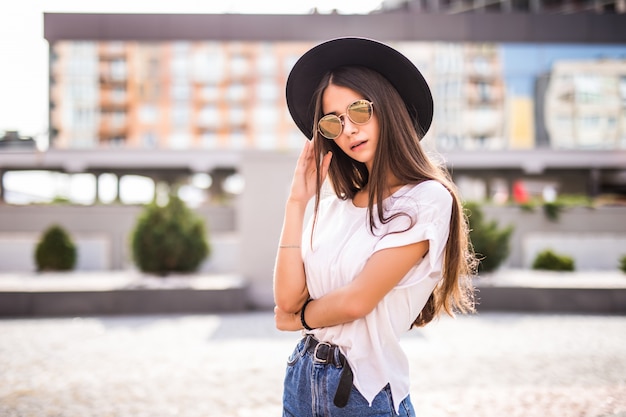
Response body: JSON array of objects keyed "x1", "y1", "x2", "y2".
[{"x1": 317, "y1": 99, "x2": 374, "y2": 140}]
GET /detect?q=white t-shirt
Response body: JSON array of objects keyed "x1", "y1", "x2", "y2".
[{"x1": 302, "y1": 180, "x2": 452, "y2": 412}]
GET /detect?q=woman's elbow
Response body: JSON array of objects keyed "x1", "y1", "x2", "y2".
[{"x1": 274, "y1": 295, "x2": 303, "y2": 314}]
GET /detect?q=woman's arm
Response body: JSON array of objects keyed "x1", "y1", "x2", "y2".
[
  {"x1": 273, "y1": 140, "x2": 332, "y2": 314},
  {"x1": 275, "y1": 239, "x2": 429, "y2": 331},
  {"x1": 273, "y1": 199, "x2": 309, "y2": 313}
]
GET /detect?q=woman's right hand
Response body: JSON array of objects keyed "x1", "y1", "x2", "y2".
[{"x1": 288, "y1": 140, "x2": 332, "y2": 204}]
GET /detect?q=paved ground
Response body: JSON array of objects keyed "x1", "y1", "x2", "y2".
[{"x1": 0, "y1": 311, "x2": 625, "y2": 417}]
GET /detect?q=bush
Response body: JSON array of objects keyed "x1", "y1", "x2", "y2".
[
  {"x1": 542, "y1": 201, "x2": 564, "y2": 222},
  {"x1": 532, "y1": 249, "x2": 575, "y2": 271},
  {"x1": 131, "y1": 195, "x2": 210, "y2": 275},
  {"x1": 464, "y1": 202, "x2": 514, "y2": 273},
  {"x1": 35, "y1": 224, "x2": 77, "y2": 271},
  {"x1": 619, "y1": 255, "x2": 626, "y2": 274}
]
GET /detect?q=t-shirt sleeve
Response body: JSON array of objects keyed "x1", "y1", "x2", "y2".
[{"x1": 373, "y1": 181, "x2": 453, "y2": 274}]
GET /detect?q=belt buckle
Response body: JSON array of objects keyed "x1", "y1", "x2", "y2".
[{"x1": 313, "y1": 342, "x2": 332, "y2": 364}]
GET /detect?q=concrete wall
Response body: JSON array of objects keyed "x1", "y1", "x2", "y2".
[
  {"x1": 238, "y1": 150, "x2": 300, "y2": 308},
  {"x1": 0, "y1": 205, "x2": 236, "y2": 273},
  {"x1": 481, "y1": 205, "x2": 626, "y2": 270}
]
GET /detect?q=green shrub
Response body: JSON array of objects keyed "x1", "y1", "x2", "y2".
[
  {"x1": 34, "y1": 224, "x2": 77, "y2": 271},
  {"x1": 464, "y1": 202, "x2": 514, "y2": 273},
  {"x1": 131, "y1": 195, "x2": 210, "y2": 275},
  {"x1": 619, "y1": 255, "x2": 626, "y2": 274},
  {"x1": 542, "y1": 201, "x2": 564, "y2": 222},
  {"x1": 516, "y1": 194, "x2": 593, "y2": 221},
  {"x1": 532, "y1": 249, "x2": 575, "y2": 271}
]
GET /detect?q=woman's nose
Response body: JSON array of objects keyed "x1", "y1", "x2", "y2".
[{"x1": 341, "y1": 116, "x2": 358, "y2": 136}]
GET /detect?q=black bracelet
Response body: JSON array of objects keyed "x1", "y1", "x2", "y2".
[{"x1": 300, "y1": 298, "x2": 314, "y2": 331}]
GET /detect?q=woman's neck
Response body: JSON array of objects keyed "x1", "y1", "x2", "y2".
[{"x1": 352, "y1": 175, "x2": 405, "y2": 207}]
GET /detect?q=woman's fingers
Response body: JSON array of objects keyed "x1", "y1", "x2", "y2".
[{"x1": 290, "y1": 141, "x2": 333, "y2": 202}]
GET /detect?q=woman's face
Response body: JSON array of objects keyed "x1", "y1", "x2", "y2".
[{"x1": 321, "y1": 84, "x2": 379, "y2": 172}]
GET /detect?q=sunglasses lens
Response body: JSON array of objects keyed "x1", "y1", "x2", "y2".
[
  {"x1": 348, "y1": 100, "x2": 373, "y2": 124},
  {"x1": 317, "y1": 100, "x2": 373, "y2": 139},
  {"x1": 318, "y1": 115, "x2": 342, "y2": 139}
]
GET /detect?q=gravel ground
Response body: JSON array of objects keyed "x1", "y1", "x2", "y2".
[{"x1": 0, "y1": 312, "x2": 625, "y2": 417}]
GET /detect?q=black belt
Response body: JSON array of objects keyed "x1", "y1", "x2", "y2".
[{"x1": 303, "y1": 335, "x2": 354, "y2": 408}]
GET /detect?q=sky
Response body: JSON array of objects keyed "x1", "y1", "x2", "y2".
[{"x1": 0, "y1": 0, "x2": 384, "y2": 144}]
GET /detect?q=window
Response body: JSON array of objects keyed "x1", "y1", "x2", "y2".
[
  {"x1": 172, "y1": 105, "x2": 190, "y2": 127},
  {"x1": 226, "y1": 83, "x2": 247, "y2": 103},
  {"x1": 171, "y1": 83, "x2": 191, "y2": 101},
  {"x1": 199, "y1": 105, "x2": 220, "y2": 128},
  {"x1": 139, "y1": 105, "x2": 158, "y2": 124}
]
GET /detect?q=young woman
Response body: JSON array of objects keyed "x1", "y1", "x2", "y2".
[{"x1": 274, "y1": 38, "x2": 477, "y2": 417}]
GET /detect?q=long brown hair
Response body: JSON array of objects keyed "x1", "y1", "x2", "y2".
[{"x1": 310, "y1": 66, "x2": 477, "y2": 327}]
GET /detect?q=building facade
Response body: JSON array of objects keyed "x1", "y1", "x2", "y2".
[
  {"x1": 51, "y1": 41, "x2": 311, "y2": 150},
  {"x1": 544, "y1": 59, "x2": 626, "y2": 149},
  {"x1": 52, "y1": 39, "x2": 626, "y2": 155}
]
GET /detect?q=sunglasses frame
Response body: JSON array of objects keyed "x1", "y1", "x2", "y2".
[{"x1": 317, "y1": 99, "x2": 374, "y2": 140}]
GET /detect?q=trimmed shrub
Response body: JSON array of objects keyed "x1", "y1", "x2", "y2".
[
  {"x1": 464, "y1": 202, "x2": 514, "y2": 273},
  {"x1": 35, "y1": 224, "x2": 77, "y2": 271},
  {"x1": 131, "y1": 195, "x2": 210, "y2": 275},
  {"x1": 532, "y1": 249, "x2": 575, "y2": 271},
  {"x1": 619, "y1": 255, "x2": 626, "y2": 274},
  {"x1": 542, "y1": 201, "x2": 564, "y2": 222}
]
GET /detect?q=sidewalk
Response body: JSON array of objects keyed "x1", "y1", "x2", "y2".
[{"x1": 0, "y1": 311, "x2": 625, "y2": 417}]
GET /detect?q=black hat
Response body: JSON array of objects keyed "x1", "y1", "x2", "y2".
[{"x1": 286, "y1": 37, "x2": 433, "y2": 141}]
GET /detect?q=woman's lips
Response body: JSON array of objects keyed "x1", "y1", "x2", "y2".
[{"x1": 350, "y1": 140, "x2": 367, "y2": 150}]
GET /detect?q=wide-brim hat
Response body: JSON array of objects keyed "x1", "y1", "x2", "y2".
[{"x1": 286, "y1": 37, "x2": 433, "y2": 141}]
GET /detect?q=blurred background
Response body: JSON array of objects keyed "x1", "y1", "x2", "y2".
[
  {"x1": 1, "y1": 3, "x2": 625, "y2": 417},
  {"x1": 0, "y1": 0, "x2": 625, "y2": 308}
]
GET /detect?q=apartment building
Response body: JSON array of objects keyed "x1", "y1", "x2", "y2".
[
  {"x1": 50, "y1": 41, "x2": 311, "y2": 150},
  {"x1": 544, "y1": 59, "x2": 626, "y2": 149},
  {"x1": 50, "y1": 40, "x2": 518, "y2": 154}
]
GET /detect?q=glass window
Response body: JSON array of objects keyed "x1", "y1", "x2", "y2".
[
  {"x1": 172, "y1": 105, "x2": 190, "y2": 126},
  {"x1": 230, "y1": 131, "x2": 246, "y2": 149},
  {"x1": 170, "y1": 131, "x2": 191, "y2": 149},
  {"x1": 257, "y1": 53, "x2": 276, "y2": 77},
  {"x1": 254, "y1": 107, "x2": 279, "y2": 129},
  {"x1": 229, "y1": 106, "x2": 246, "y2": 127},
  {"x1": 201, "y1": 85, "x2": 220, "y2": 102},
  {"x1": 139, "y1": 105, "x2": 158, "y2": 124},
  {"x1": 199, "y1": 105, "x2": 220, "y2": 127},
  {"x1": 226, "y1": 83, "x2": 247, "y2": 102},
  {"x1": 256, "y1": 132, "x2": 276, "y2": 149},
  {"x1": 171, "y1": 83, "x2": 191, "y2": 101},
  {"x1": 204, "y1": 50, "x2": 226, "y2": 83},
  {"x1": 230, "y1": 55, "x2": 249, "y2": 79},
  {"x1": 110, "y1": 59, "x2": 127, "y2": 81},
  {"x1": 201, "y1": 132, "x2": 219, "y2": 149},
  {"x1": 257, "y1": 81, "x2": 278, "y2": 102},
  {"x1": 142, "y1": 131, "x2": 157, "y2": 148}
]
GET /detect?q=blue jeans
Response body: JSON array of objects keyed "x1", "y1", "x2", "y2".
[{"x1": 282, "y1": 337, "x2": 416, "y2": 417}]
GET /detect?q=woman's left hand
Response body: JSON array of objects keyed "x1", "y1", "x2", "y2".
[{"x1": 274, "y1": 305, "x2": 302, "y2": 332}]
